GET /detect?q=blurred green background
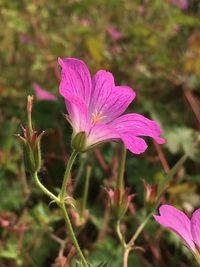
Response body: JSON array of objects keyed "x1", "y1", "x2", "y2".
[{"x1": 1, "y1": 0, "x2": 200, "y2": 266}]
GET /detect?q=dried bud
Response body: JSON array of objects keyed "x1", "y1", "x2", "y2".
[
  {"x1": 27, "y1": 95, "x2": 34, "y2": 114},
  {"x1": 17, "y1": 96, "x2": 44, "y2": 173},
  {"x1": 71, "y1": 208, "x2": 89, "y2": 227},
  {"x1": 143, "y1": 180, "x2": 158, "y2": 208},
  {"x1": 105, "y1": 188, "x2": 134, "y2": 219}
]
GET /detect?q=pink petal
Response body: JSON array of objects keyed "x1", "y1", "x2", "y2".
[
  {"x1": 90, "y1": 70, "x2": 135, "y2": 123},
  {"x1": 58, "y1": 57, "x2": 92, "y2": 106},
  {"x1": 107, "y1": 26, "x2": 123, "y2": 41},
  {"x1": 64, "y1": 96, "x2": 90, "y2": 134},
  {"x1": 89, "y1": 70, "x2": 114, "y2": 115},
  {"x1": 102, "y1": 86, "x2": 135, "y2": 123},
  {"x1": 120, "y1": 134, "x2": 148, "y2": 154},
  {"x1": 86, "y1": 123, "x2": 119, "y2": 147},
  {"x1": 110, "y1": 113, "x2": 165, "y2": 144},
  {"x1": 33, "y1": 82, "x2": 57, "y2": 101},
  {"x1": 170, "y1": 0, "x2": 188, "y2": 10},
  {"x1": 191, "y1": 208, "x2": 200, "y2": 247},
  {"x1": 154, "y1": 205, "x2": 195, "y2": 252}
]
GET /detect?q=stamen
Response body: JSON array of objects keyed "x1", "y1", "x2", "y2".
[{"x1": 91, "y1": 110, "x2": 106, "y2": 124}]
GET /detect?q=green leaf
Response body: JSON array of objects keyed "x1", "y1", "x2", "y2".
[{"x1": 164, "y1": 127, "x2": 199, "y2": 159}]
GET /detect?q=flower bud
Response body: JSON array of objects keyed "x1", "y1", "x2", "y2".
[
  {"x1": 105, "y1": 188, "x2": 134, "y2": 219},
  {"x1": 143, "y1": 180, "x2": 158, "y2": 209},
  {"x1": 19, "y1": 129, "x2": 44, "y2": 173},
  {"x1": 33, "y1": 131, "x2": 44, "y2": 171},
  {"x1": 22, "y1": 140, "x2": 36, "y2": 173},
  {"x1": 71, "y1": 131, "x2": 86, "y2": 152}
]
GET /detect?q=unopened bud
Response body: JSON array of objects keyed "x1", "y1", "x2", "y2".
[
  {"x1": 105, "y1": 188, "x2": 134, "y2": 219},
  {"x1": 19, "y1": 131, "x2": 44, "y2": 173},
  {"x1": 33, "y1": 131, "x2": 44, "y2": 171},
  {"x1": 22, "y1": 140, "x2": 36, "y2": 173},
  {"x1": 143, "y1": 180, "x2": 158, "y2": 209}
]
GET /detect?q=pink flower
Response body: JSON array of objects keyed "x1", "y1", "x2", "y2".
[
  {"x1": 33, "y1": 82, "x2": 57, "y2": 101},
  {"x1": 58, "y1": 57, "x2": 165, "y2": 154},
  {"x1": 80, "y1": 18, "x2": 90, "y2": 27},
  {"x1": 107, "y1": 26, "x2": 123, "y2": 41},
  {"x1": 154, "y1": 205, "x2": 200, "y2": 253},
  {"x1": 19, "y1": 33, "x2": 33, "y2": 44},
  {"x1": 170, "y1": 0, "x2": 188, "y2": 10}
]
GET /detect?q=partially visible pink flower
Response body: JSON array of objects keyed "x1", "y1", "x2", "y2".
[
  {"x1": 138, "y1": 5, "x2": 145, "y2": 15},
  {"x1": 80, "y1": 18, "x2": 90, "y2": 27},
  {"x1": 170, "y1": 0, "x2": 188, "y2": 10},
  {"x1": 154, "y1": 204, "x2": 200, "y2": 253},
  {"x1": 107, "y1": 26, "x2": 123, "y2": 41},
  {"x1": 172, "y1": 25, "x2": 180, "y2": 34},
  {"x1": 19, "y1": 33, "x2": 33, "y2": 44},
  {"x1": 110, "y1": 44, "x2": 123, "y2": 55},
  {"x1": 58, "y1": 57, "x2": 165, "y2": 154},
  {"x1": 33, "y1": 82, "x2": 57, "y2": 101}
]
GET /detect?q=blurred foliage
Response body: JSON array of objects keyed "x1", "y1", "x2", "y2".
[{"x1": 1, "y1": 0, "x2": 200, "y2": 266}]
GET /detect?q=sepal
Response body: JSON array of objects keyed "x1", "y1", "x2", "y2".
[{"x1": 71, "y1": 131, "x2": 87, "y2": 152}]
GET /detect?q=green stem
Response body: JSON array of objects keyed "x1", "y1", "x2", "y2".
[
  {"x1": 80, "y1": 165, "x2": 92, "y2": 218},
  {"x1": 32, "y1": 172, "x2": 59, "y2": 203},
  {"x1": 60, "y1": 150, "x2": 78, "y2": 202},
  {"x1": 117, "y1": 145, "x2": 127, "y2": 200},
  {"x1": 60, "y1": 202, "x2": 89, "y2": 267},
  {"x1": 116, "y1": 220, "x2": 126, "y2": 248},
  {"x1": 33, "y1": 149, "x2": 88, "y2": 266},
  {"x1": 59, "y1": 150, "x2": 88, "y2": 266},
  {"x1": 128, "y1": 211, "x2": 154, "y2": 246},
  {"x1": 74, "y1": 153, "x2": 87, "y2": 190}
]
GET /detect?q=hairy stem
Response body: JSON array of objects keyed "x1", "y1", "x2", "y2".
[
  {"x1": 59, "y1": 150, "x2": 89, "y2": 266},
  {"x1": 60, "y1": 202, "x2": 89, "y2": 267},
  {"x1": 33, "y1": 149, "x2": 89, "y2": 266},
  {"x1": 128, "y1": 211, "x2": 154, "y2": 246},
  {"x1": 80, "y1": 165, "x2": 92, "y2": 218},
  {"x1": 60, "y1": 150, "x2": 78, "y2": 202},
  {"x1": 74, "y1": 153, "x2": 87, "y2": 190},
  {"x1": 32, "y1": 172, "x2": 59, "y2": 203}
]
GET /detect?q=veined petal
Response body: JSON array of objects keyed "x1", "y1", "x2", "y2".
[
  {"x1": 101, "y1": 86, "x2": 136, "y2": 123},
  {"x1": 64, "y1": 95, "x2": 90, "y2": 134},
  {"x1": 86, "y1": 123, "x2": 119, "y2": 147},
  {"x1": 90, "y1": 70, "x2": 114, "y2": 114},
  {"x1": 58, "y1": 57, "x2": 92, "y2": 106},
  {"x1": 191, "y1": 208, "x2": 200, "y2": 247},
  {"x1": 120, "y1": 134, "x2": 148, "y2": 154},
  {"x1": 90, "y1": 70, "x2": 135, "y2": 123},
  {"x1": 33, "y1": 82, "x2": 57, "y2": 101},
  {"x1": 154, "y1": 205, "x2": 195, "y2": 252},
  {"x1": 110, "y1": 113, "x2": 165, "y2": 144}
]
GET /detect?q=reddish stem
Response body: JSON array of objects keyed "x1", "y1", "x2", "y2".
[
  {"x1": 94, "y1": 148, "x2": 109, "y2": 173},
  {"x1": 184, "y1": 89, "x2": 200, "y2": 126},
  {"x1": 153, "y1": 141, "x2": 170, "y2": 174},
  {"x1": 123, "y1": 249, "x2": 130, "y2": 267}
]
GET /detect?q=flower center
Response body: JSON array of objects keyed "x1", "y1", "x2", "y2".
[{"x1": 91, "y1": 110, "x2": 106, "y2": 124}]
